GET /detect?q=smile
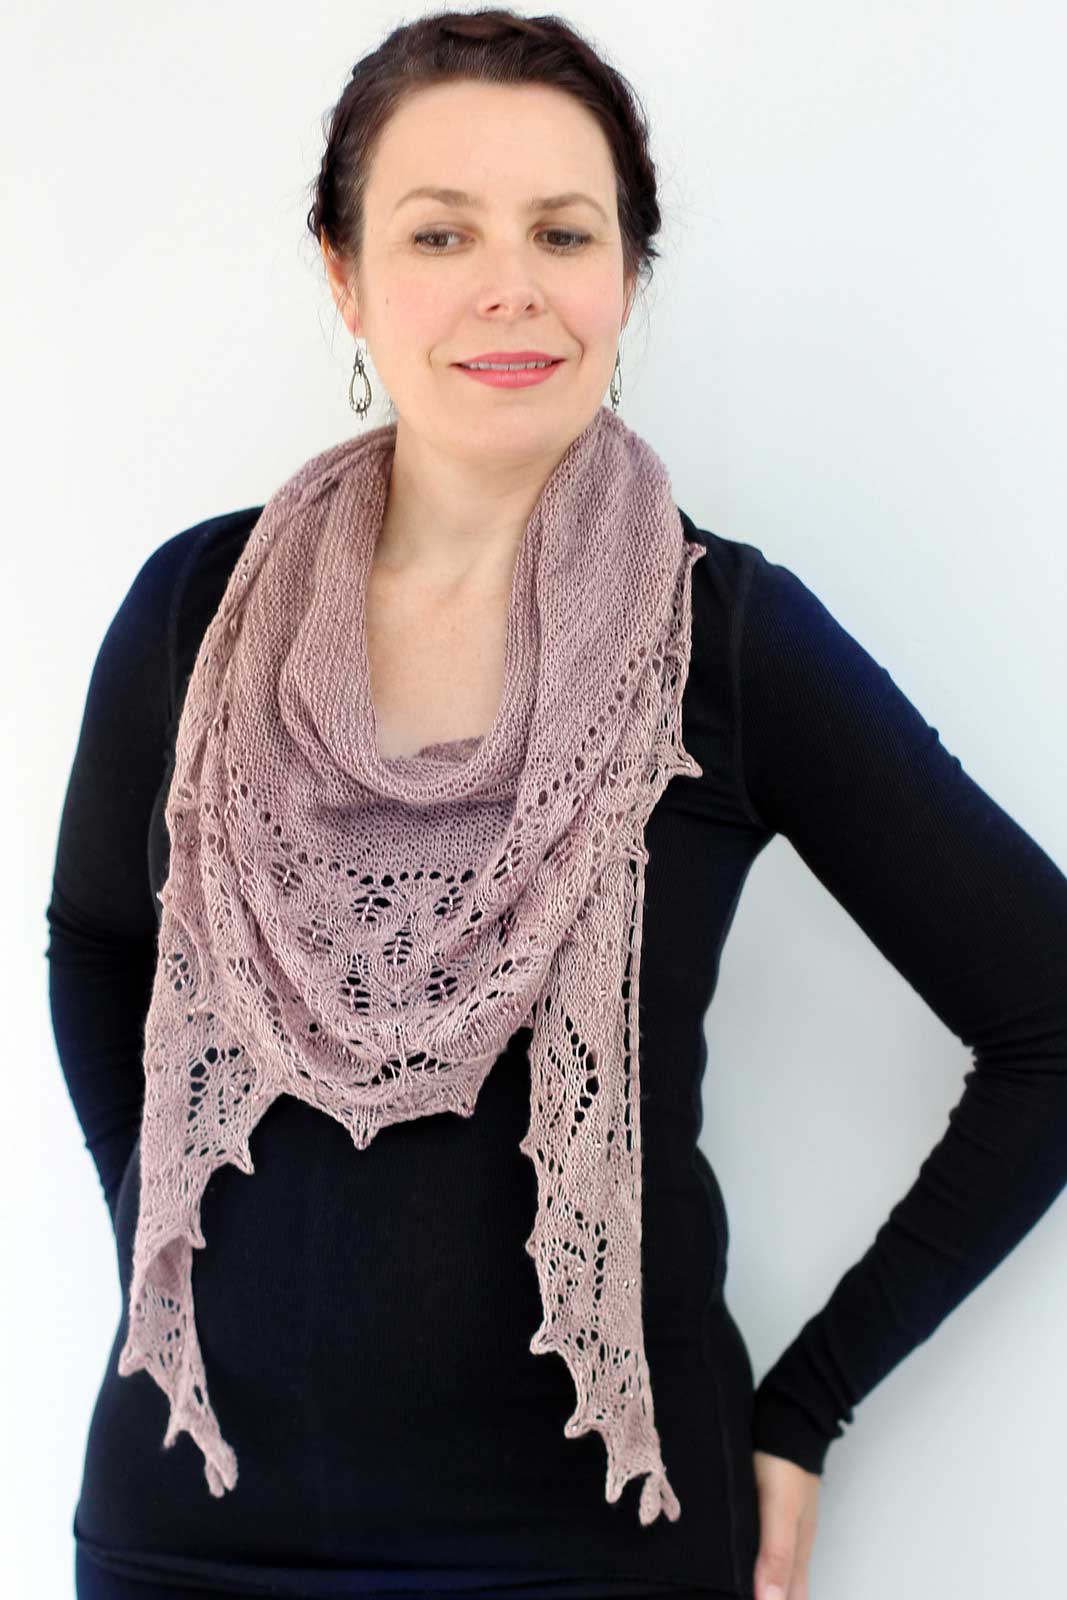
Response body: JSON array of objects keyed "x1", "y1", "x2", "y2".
[{"x1": 454, "y1": 360, "x2": 564, "y2": 389}]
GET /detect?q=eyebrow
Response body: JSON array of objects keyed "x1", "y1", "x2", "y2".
[{"x1": 393, "y1": 186, "x2": 609, "y2": 223}]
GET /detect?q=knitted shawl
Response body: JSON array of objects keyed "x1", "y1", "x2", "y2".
[{"x1": 117, "y1": 403, "x2": 707, "y2": 1527}]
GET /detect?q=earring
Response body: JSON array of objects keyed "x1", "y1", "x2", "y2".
[
  {"x1": 348, "y1": 343, "x2": 373, "y2": 418},
  {"x1": 609, "y1": 348, "x2": 622, "y2": 413}
]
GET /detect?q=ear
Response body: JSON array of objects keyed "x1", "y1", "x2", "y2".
[
  {"x1": 321, "y1": 237, "x2": 363, "y2": 340},
  {"x1": 622, "y1": 272, "x2": 638, "y2": 332}
]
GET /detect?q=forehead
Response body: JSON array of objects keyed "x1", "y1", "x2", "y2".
[{"x1": 369, "y1": 81, "x2": 615, "y2": 201}]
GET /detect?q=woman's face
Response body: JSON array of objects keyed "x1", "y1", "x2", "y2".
[{"x1": 324, "y1": 79, "x2": 637, "y2": 465}]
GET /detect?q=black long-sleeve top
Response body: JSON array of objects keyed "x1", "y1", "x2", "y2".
[{"x1": 46, "y1": 504, "x2": 1067, "y2": 1600}]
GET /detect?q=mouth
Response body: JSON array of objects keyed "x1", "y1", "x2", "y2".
[
  {"x1": 452, "y1": 356, "x2": 566, "y2": 390},
  {"x1": 453, "y1": 358, "x2": 564, "y2": 371}
]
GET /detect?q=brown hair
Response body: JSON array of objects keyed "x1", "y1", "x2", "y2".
[{"x1": 305, "y1": 7, "x2": 663, "y2": 318}]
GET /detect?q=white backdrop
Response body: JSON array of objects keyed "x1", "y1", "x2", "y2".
[{"x1": 4, "y1": 2, "x2": 1065, "y2": 1595}]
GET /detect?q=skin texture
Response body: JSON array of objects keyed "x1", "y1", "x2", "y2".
[
  {"x1": 321, "y1": 75, "x2": 821, "y2": 1594},
  {"x1": 320, "y1": 79, "x2": 636, "y2": 593},
  {"x1": 753, "y1": 1449, "x2": 822, "y2": 1600}
]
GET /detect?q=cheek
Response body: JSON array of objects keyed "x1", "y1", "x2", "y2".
[
  {"x1": 374, "y1": 294, "x2": 445, "y2": 366},
  {"x1": 404, "y1": 286, "x2": 465, "y2": 352},
  {"x1": 564, "y1": 281, "x2": 628, "y2": 344}
]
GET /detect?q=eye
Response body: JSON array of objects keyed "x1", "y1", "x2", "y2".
[{"x1": 412, "y1": 228, "x2": 591, "y2": 254}]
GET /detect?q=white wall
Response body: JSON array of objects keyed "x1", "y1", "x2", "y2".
[{"x1": 5, "y1": 2, "x2": 1065, "y2": 1595}]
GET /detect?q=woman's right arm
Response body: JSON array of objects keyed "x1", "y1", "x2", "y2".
[{"x1": 44, "y1": 531, "x2": 191, "y2": 1230}]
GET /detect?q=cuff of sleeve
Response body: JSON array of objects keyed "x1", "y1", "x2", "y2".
[{"x1": 751, "y1": 1384, "x2": 837, "y2": 1476}]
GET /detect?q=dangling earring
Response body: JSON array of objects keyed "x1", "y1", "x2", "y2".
[
  {"x1": 609, "y1": 348, "x2": 622, "y2": 413},
  {"x1": 348, "y1": 342, "x2": 373, "y2": 418}
]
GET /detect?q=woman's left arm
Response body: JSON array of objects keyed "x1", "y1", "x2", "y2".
[{"x1": 729, "y1": 547, "x2": 1067, "y2": 1594}]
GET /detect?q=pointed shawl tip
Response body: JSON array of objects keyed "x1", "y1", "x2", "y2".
[{"x1": 638, "y1": 1465, "x2": 682, "y2": 1525}]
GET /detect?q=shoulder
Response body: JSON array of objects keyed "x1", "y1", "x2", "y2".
[
  {"x1": 677, "y1": 504, "x2": 784, "y2": 633},
  {"x1": 676, "y1": 505, "x2": 774, "y2": 683},
  {"x1": 168, "y1": 504, "x2": 264, "y2": 615},
  {"x1": 117, "y1": 506, "x2": 262, "y2": 640},
  {"x1": 675, "y1": 509, "x2": 875, "y2": 828},
  {"x1": 678, "y1": 506, "x2": 859, "y2": 684},
  {"x1": 678, "y1": 505, "x2": 760, "y2": 588},
  {"x1": 116, "y1": 508, "x2": 263, "y2": 714},
  {"x1": 673, "y1": 508, "x2": 777, "y2": 823},
  {"x1": 680, "y1": 506, "x2": 827, "y2": 625}
]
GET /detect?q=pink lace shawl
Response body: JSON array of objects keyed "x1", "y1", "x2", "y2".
[{"x1": 118, "y1": 404, "x2": 707, "y2": 1527}]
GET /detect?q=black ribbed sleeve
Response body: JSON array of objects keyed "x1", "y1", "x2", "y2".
[{"x1": 736, "y1": 550, "x2": 1067, "y2": 1474}]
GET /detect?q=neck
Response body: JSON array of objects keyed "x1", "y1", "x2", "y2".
[{"x1": 373, "y1": 415, "x2": 575, "y2": 587}]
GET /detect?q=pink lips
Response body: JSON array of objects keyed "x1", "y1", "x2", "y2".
[
  {"x1": 454, "y1": 352, "x2": 564, "y2": 389},
  {"x1": 458, "y1": 349, "x2": 561, "y2": 364}
]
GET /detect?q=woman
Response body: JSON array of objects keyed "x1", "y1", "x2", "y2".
[{"x1": 47, "y1": 10, "x2": 1067, "y2": 1600}]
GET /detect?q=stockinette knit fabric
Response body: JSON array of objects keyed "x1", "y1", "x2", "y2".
[{"x1": 117, "y1": 403, "x2": 707, "y2": 1527}]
